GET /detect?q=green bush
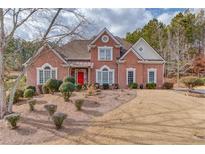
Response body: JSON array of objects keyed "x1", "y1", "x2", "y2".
[
  {"x1": 56, "y1": 80, "x2": 63, "y2": 91},
  {"x1": 42, "y1": 84, "x2": 49, "y2": 94},
  {"x1": 146, "y1": 83, "x2": 156, "y2": 89},
  {"x1": 163, "y1": 82, "x2": 174, "y2": 89},
  {"x1": 182, "y1": 77, "x2": 205, "y2": 89},
  {"x1": 44, "y1": 79, "x2": 58, "y2": 94},
  {"x1": 26, "y1": 86, "x2": 36, "y2": 93},
  {"x1": 76, "y1": 84, "x2": 82, "y2": 91},
  {"x1": 24, "y1": 89, "x2": 35, "y2": 99},
  {"x1": 128, "y1": 83, "x2": 138, "y2": 89},
  {"x1": 44, "y1": 104, "x2": 57, "y2": 116},
  {"x1": 59, "y1": 82, "x2": 75, "y2": 101},
  {"x1": 103, "y1": 83, "x2": 109, "y2": 90},
  {"x1": 27, "y1": 99, "x2": 36, "y2": 111},
  {"x1": 52, "y1": 112, "x2": 67, "y2": 129},
  {"x1": 64, "y1": 76, "x2": 75, "y2": 84},
  {"x1": 4, "y1": 113, "x2": 20, "y2": 129},
  {"x1": 75, "y1": 99, "x2": 84, "y2": 111}
]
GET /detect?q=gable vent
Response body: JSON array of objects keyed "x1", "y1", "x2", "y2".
[{"x1": 139, "y1": 47, "x2": 143, "y2": 51}]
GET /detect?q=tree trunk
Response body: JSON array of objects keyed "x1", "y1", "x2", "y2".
[
  {"x1": 0, "y1": 8, "x2": 6, "y2": 118},
  {"x1": 7, "y1": 69, "x2": 25, "y2": 113}
]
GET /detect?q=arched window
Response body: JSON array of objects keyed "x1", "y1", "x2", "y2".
[
  {"x1": 96, "y1": 65, "x2": 114, "y2": 85},
  {"x1": 37, "y1": 63, "x2": 57, "y2": 85}
]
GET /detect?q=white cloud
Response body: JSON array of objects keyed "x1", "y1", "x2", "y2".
[
  {"x1": 81, "y1": 8, "x2": 154, "y2": 37},
  {"x1": 157, "y1": 12, "x2": 178, "y2": 25}
]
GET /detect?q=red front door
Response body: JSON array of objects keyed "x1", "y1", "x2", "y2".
[{"x1": 77, "y1": 72, "x2": 84, "y2": 85}]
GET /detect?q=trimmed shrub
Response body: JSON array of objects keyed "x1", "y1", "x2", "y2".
[
  {"x1": 182, "y1": 77, "x2": 205, "y2": 89},
  {"x1": 128, "y1": 83, "x2": 138, "y2": 89},
  {"x1": 24, "y1": 89, "x2": 35, "y2": 99},
  {"x1": 75, "y1": 99, "x2": 84, "y2": 111},
  {"x1": 102, "y1": 83, "x2": 109, "y2": 90},
  {"x1": 44, "y1": 104, "x2": 57, "y2": 116},
  {"x1": 42, "y1": 84, "x2": 49, "y2": 94},
  {"x1": 64, "y1": 76, "x2": 75, "y2": 84},
  {"x1": 112, "y1": 83, "x2": 119, "y2": 89},
  {"x1": 163, "y1": 82, "x2": 174, "y2": 89},
  {"x1": 76, "y1": 84, "x2": 82, "y2": 91},
  {"x1": 27, "y1": 99, "x2": 36, "y2": 111},
  {"x1": 4, "y1": 113, "x2": 20, "y2": 129},
  {"x1": 26, "y1": 86, "x2": 36, "y2": 93},
  {"x1": 44, "y1": 79, "x2": 58, "y2": 94},
  {"x1": 52, "y1": 112, "x2": 67, "y2": 129},
  {"x1": 139, "y1": 84, "x2": 144, "y2": 89},
  {"x1": 59, "y1": 82, "x2": 75, "y2": 101},
  {"x1": 146, "y1": 83, "x2": 157, "y2": 89},
  {"x1": 94, "y1": 83, "x2": 100, "y2": 89}
]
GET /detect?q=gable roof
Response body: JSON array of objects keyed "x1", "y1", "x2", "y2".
[
  {"x1": 56, "y1": 40, "x2": 91, "y2": 60},
  {"x1": 89, "y1": 28, "x2": 121, "y2": 46},
  {"x1": 120, "y1": 37, "x2": 165, "y2": 62},
  {"x1": 24, "y1": 44, "x2": 67, "y2": 67}
]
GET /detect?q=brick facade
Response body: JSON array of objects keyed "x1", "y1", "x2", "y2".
[{"x1": 25, "y1": 29, "x2": 165, "y2": 90}]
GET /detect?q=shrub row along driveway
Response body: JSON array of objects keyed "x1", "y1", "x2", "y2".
[
  {"x1": 0, "y1": 89, "x2": 136, "y2": 144},
  {"x1": 48, "y1": 90, "x2": 205, "y2": 144}
]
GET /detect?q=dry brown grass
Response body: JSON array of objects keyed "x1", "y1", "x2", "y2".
[
  {"x1": 48, "y1": 90, "x2": 205, "y2": 145},
  {"x1": 0, "y1": 89, "x2": 136, "y2": 144}
]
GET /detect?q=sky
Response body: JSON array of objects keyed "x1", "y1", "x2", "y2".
[
  {"x1": 81, "y1": 8, "x2": 186, "y2": 37},
  {"x1": 8, "y1": 8, "x2": 198, "y2": 40}
]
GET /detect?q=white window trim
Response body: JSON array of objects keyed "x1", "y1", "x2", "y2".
[
  {"x1": 96, "y1": 65, "x2": 115, "y2": 85},
  {"x1": 147, "y1": 68, "x2": 157, "y2": 83},
  {"x1": 126, "y1": 68, "x2": 136, "y2": 85},
  {"x1": 98, "y1": 46, "x2": 113, "y2": 61},
  {"x1": 36, "y1": 63, "x2": 58, "y2": 85}
]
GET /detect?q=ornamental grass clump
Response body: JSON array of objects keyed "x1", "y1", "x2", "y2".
[
  {"x1": 4, "y1": 113, "x2": 20, "y2": 129},
  {"x1": 44, "y1": 104, "x2": 57, "y2": 117},
  {"x1": 27, "y1": 99, "x2": 37, "y2": 111},
  {"x1": 52, "y1": 112, "x2": 67, "y2": 129},
  {"x1": 75, "y1": 99, "x2": 84, "y2": 111}
]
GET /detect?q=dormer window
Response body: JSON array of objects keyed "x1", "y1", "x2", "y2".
[
  {"x1": 101, "y1": 35, "x2": 109, "y2": 43},
  {"x1": 139, "y1": 47, "x2": 143, "y2": 51}
]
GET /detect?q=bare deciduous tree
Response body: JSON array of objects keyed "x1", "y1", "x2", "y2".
[{"x1": 0, "y1": 8, "x2": 90, "y2": 117}]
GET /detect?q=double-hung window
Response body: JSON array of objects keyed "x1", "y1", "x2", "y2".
[
  {"x1": 96, "y1": 66, "x2": 114, "y2": 85},
  {"x1": 126, "y1": 68, "x2": 136, "y2": 85},
  {"x1": 37, "y1": 64, "x2": 57, "y2": 85},
  {"x1": 148, "y1": 68, "x2": 157, "y2": 83},
  {"x1": 98, "y1": 47, "x2": 113, "y2": 61}
]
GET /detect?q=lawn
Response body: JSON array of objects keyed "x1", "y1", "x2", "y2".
[
  {"x1": 48, "y1": 90, "x2": 205, "y2": 144},
  {"x1": 0, "y1": 89, "x2": 136, "y2": 144},
  {"x1": 1, "y1": 89, "x2": 205, "y2": 144}
]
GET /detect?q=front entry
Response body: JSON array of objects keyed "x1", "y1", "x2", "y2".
[{"x1": 77, "y1": 72, "x2": 84, "y2": 85}]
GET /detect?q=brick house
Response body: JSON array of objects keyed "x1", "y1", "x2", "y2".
[{"x1": 25, "y1": 28, "x2": 165, "y2": 91}]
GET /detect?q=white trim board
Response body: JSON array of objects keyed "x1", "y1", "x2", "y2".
[
  {"x1": 98, "y1": 46, "x2": 113, "y2": 61},
  {"x1": 89, "y1": 28, "x2": 121, "y2": 46},
  {"x1": 126, "y1": 68, "x2": 136, "y2": 85},
  {"x1": 147, "y1": 68, "x2": 157, "y2": 83},
  {"x1": 119, "y1": 47, "x2": 144, "y2": 61},
  {"x1": 24, "y1": 43, "x2": 67, "y2": 67}
]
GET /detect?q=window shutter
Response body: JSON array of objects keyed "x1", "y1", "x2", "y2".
[{"x1": 39, "y1": 70, "x2": 44, "y2": 84}]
